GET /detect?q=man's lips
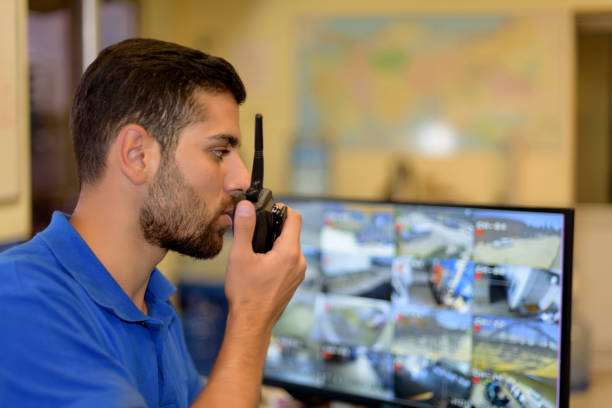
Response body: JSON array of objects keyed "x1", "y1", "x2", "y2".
[
  {"x1": 219, "y1": 207, "x2": 235, "y2": 225},
  {"x1": 218, "y1": 198, "x2": 239, "y2": 223}
]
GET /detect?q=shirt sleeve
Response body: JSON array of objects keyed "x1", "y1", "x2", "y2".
[{"x1": 0, "y1": 263, "x2": 148, "y2": 408}]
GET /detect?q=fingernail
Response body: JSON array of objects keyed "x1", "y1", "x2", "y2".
[{"x1": 236, "y1": 202, "x2": 253, "y2": 217}]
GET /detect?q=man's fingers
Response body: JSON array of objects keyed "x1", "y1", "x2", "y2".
[
  {"x1": 232, "y1": 200, "x2": 256, "y2": 251},
  {"x1": 274, "y1": 205, "x2": 302, "y2": 248}
]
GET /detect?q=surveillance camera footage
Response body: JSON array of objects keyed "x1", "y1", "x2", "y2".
[
  {"x1": 392, "y1": 305, "x2": 472, "y2": 406},
  {"x1": 470, "y1": 316, "x2": 559, "y2": 408},
  {"x1": 471, "y1": 265, "x2": 561, "y2": 322},
  {"x1": 395, "y1": 207, "x2": 474, "y2": 260},
  {"x1": 393, "y1": 258, "x2": 478, "y2": 318},
  {"x1": 265, "y1": 291, "x2": 396, "y2": 400},
  {"x1": 472, "y1": 210, "x2": 563, "y2": 271},
  {"x1": 320, "y1": 202, "x2": 395, "y2": 300},
  {"x1": 263, "y1": 199, "x2": 569, "y2": 408}
]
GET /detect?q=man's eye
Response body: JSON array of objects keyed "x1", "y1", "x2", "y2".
[{"x1": 211, "y1": 149, "x2": 230, "y2": 159}]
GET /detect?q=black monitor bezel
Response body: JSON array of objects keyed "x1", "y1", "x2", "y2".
[{"x1": 264, "y1": 196, "x2": 574, "y2": 408}]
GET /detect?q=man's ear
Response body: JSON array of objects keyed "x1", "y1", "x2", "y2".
[{"x1": 116, "y1": 124, "x2": 159, "y2": 185}]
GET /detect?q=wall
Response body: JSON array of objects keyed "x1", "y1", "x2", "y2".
[
  {"x1": 138, "y1": 0, "x2": 599, "y2": 207},
  {"x1": 0, "y1": 0, "x2": 30, "y2": 244},
  {"x1": 576, "y1": 32, "x2": 611, "y2": 203},
  {"x1": 574, "y1": 204, "x2": 612, "y2": 372}
]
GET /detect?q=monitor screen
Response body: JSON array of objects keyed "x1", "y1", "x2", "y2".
[{"x1": 263, "y1": 198, "x2": 573, "y2": 408}]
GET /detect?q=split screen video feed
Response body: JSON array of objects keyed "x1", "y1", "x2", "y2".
[{"x1": 264, "y1": 200, "x2": 564, "y2": 408}]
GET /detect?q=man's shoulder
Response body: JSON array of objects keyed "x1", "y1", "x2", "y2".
[
  {"x1": 0, "y1": 235, "x2": 76, "y2": 297},
  {"x1": 0, "y1": 236, "x2": 100, "y2": 340}
]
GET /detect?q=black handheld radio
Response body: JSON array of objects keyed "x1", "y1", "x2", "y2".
[{"x1": 234, "y1": 114, "x2": 287, "y2": 253}]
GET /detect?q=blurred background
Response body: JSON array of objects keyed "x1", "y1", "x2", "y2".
[{"x1": 3, "y1": 0, "x2": 612, "y2": 403}]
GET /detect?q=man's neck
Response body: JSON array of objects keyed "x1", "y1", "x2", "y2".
[{"x1": 69, "y1": 187, "x2": 166, "y2": 315}]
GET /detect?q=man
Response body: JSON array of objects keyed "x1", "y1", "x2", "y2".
[{"x1": 0, "y1": 38, "x2": 306, "y2": 407}]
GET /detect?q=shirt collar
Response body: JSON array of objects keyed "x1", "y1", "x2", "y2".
[{"x1": 40, "y1": 211, "x2": 176, "y2": 323}]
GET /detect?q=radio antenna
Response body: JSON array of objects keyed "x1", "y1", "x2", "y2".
[{"x1": 251, "y1": 113, "x2": 264, "y2": 190}]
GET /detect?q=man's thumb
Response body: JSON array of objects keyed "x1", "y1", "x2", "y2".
[{"x1": 232, "y1": 200, "x2": 256, "y2": 250}]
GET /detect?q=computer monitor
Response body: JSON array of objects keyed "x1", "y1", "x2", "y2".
[{"x1": 263, "y1": 197, "x2": 573, "y2": 408}]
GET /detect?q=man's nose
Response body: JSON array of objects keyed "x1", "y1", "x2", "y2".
[{"x1": 226, "y1": 153, "x2": 251, "y2": 195}]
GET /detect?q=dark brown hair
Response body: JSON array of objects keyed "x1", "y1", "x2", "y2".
[{"x1": 70, "y1": 38, "x2": 246, "y2": 185}]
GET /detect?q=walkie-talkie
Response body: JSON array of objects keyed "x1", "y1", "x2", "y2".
[{"x1": 234, "y1": 114, "x2": 287, "y2": 253}]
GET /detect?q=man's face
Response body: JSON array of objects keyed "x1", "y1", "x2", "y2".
[{"x1": 139, "y1": 90, "x2": 250, "y2": 259}]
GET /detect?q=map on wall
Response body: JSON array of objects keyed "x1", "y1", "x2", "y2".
[{"x1": 298, "y1": 14, "x2": 564, "y2": 153}]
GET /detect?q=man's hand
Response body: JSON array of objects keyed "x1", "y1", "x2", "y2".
[
  {"x1": 225, "y1": 200, "x2": 306, "y2": 333},
  {"x1": 192, "y1": 200, "x2": 305, "y2": 407}
]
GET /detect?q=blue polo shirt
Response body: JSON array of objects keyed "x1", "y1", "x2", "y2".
[{"x1": 0, "y1": 212, "x2": 204, "y2": 407}]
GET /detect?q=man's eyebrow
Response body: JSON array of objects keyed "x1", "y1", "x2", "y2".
[{"x1": 207, "y1": 134, "x2": 241, "y2": 148}]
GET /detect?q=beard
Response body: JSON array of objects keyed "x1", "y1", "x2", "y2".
[{"x1": 139, "y1": 156, "x2": 235, "y2": 259}]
